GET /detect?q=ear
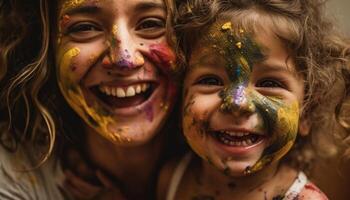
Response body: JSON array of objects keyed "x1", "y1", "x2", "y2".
[{"x1": 298, "y1": 116, "x2": 311, "y2": 136}]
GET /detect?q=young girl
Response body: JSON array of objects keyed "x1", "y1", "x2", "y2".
[
  {"x1": 0, "y1": 0, "x2": 184, "y2": 199},
  {"x1": 158, "y1": 0, "x2": 350, "y2": 199}
]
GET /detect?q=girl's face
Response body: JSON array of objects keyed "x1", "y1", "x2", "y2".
[
  {"x1": 55, "y1": 0, "x2": 177, "y2": 145},
  {"x1": 183, "y1": 21, "x2": 305, "y2": 176}
]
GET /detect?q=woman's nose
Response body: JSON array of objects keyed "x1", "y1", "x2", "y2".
[
  {"x1": 102, "y1": 24, "x2": 145, "y2": 72},
  {"x1": 220, "y1": 84, "x2": 256, "y2": 117}
]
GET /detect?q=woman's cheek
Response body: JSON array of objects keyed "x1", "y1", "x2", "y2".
[
  {"x1": 56, "y1": 47, "x2": 81, "y2": 86},
  {"x1": 147, "y1": 43, "x2": 177, "y2": 77}
]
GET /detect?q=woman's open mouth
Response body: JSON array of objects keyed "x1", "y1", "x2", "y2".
[
  {"x1": 90, "y1": 82, "x2": 156, "y2": 108},
  {"x1": 211, "y1": 131, "x2": 264, "y2": 147}
]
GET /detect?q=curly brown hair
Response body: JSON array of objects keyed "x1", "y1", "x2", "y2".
[
  {"x1": 175, "y1": 0, "x2": 350, "y2": 169},
  {"x1": 0, "y1": 0, "x2": 178, "y2": 166}
]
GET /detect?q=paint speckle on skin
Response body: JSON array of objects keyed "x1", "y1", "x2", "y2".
[
  {"x1": 227, "y1": 181, "x2": 236, "y2": 190},
  {"x1": 160, "y1": 102, "x2": 169, "y2": 111},
  {"x1": 60, "y1": 14, "x2": 71, "y2": 29},
  {"x1": 71, "y1": 66, "x2": 77, "y2": 71},
  {"x1": 144, "y1": 104, "x2": 154, "y2": 122},
  {"x1": 88, "y1": 54, "x2": 97, "y2": 65},
  {"x1": 112, "y1": 24, "x2": 118, "y2": 36}
]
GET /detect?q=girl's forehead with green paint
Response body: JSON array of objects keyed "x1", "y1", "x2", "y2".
[{"x1": 189, "y1": 20, "x2": 302, "y2": 82}]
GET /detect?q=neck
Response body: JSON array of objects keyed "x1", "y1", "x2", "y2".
[{"x1": 85, "y1": 128, "x2": 165, "y2": 198}]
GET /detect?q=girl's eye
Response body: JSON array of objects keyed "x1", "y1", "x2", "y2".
[
  {"x1": 136, "y1": 18, "x2": 165, "y2": 30},
  {"x1": 196, "y1": 76, "x2": 223, "y2": 86},
  {"x1": 66, "y1": 23, "x2": 103, "y2": 40},
  {"x1": 256, "y1": 79, "x2": 284, "y2": 88}
]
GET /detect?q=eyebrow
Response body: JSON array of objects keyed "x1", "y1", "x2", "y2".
[
  {"x1": 134, "y1": 1, "x2": 165, "y2": 12},
  {"x1": 62, "y1": 5, "x2": 101, "y2": 16},
  {"x1": 257, "y1": 62, "x2": 295, "y2": 74}
]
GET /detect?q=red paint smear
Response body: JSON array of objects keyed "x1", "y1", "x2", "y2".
[
  {"x1": 146, "y1": 43, "x2": 179, "y2": 106},
  {"x1": 60, "y1": 15, "x2": 70, "y2": 30},
  {"x1": 304, "y1": 183, "x2": 321, "y2": 192},
  {"x1": 304, "y1": 183, "x2": 328, "y2": 200},
  {"x1": 147, "y1": 43, "x2": 176, "y2": 76}
]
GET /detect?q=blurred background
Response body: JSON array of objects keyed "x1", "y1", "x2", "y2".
[{"x1": 327, "y1": 0, "x2": 350, "y2": 34}]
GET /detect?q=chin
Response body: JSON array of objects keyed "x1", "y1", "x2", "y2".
[
  {"x1": 96, "y1": 114, "x2": 166, "y2": 146},
  {"x1": 222, "y1": 160, "x2": 256, "y2": 177}
]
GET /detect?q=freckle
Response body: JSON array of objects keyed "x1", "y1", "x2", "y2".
[{"x1": 140, "y1": 43, "x2": 144, "y2": 46}]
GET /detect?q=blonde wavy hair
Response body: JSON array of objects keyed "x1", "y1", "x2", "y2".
[
  {"x1": 0, "y1": 0, "x2": 177, "y2": 166},
  {"x1": 175, "y1": 0, "x2": 350, "y2": 169}
]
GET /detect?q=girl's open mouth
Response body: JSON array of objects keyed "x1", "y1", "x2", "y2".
[
  {"x1": 211, "y1": 131, "x2": 264, "y2": 147},
  {"x1": 90, "y1": 82, "x2": 156, "y2": 108}
]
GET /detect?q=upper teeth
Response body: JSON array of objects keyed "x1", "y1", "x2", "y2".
[
  {"x1": 222, "y1": 131, "x2": 250, "y2": 137},
  {"x1": 99, "y1": 83, "x2": 150, "y2": 98}
]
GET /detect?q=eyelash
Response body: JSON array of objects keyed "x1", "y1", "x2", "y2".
[
  {"x1": 136, "y1": 17, "x2": 165, "y2": 30},
  {"x1": 256, "y1": 78, "x2": 285, "y2": 88},
  {"x1": 66, "y1": 22, "x2": 102, "y2": 34},
  {"x1": 196, "y1": 76, "x2": 223, "y2": 86}
]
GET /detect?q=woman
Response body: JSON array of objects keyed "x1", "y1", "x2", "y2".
[{"x1": 0, "y1": 0, "x2": 184, "y2": 199}]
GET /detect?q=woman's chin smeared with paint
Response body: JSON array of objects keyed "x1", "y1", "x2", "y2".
[
  {"x1": 55, "y1": 0, "x2": 178, "y2": 145},
  {"x1": 182, "y1": 20, "x2": 305, "y2": 176}
]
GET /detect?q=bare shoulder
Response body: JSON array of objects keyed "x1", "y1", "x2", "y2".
[
  {"x1": 298, "y1": 182, "x2": 329, "y2": 200},
  {"x1": 156, "y1": 156, "x2": 182, "y2": 200}
]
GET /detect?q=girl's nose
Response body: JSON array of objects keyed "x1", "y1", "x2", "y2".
[
  {"x1": 220, "y1": 85, "x2": 256, "y2": 117},
  {"x1": 102, "y1": 24, "x2": 145, "y2": 72}
]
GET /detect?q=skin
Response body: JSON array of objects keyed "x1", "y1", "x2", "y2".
[
  {"x1": 165, "y1": 19, "x2": 316, "y2": 199},
  {"x1": 55, "y1": 0, "x2": 178, "y2": 198}
]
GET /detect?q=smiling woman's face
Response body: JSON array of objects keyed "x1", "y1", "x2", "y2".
[{"x1": 55, "y1": 0, "x2": 178, "y2": 145}]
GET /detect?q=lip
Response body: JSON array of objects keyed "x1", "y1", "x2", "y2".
[
  {"x1": 209, "y1": 128, "x2": 266, "y2": 156},
  {"x1": 82, "y1": 78, "x2": 165, "y2": 117}
]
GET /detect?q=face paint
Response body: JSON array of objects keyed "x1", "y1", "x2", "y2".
[
  {"x1": 148, "y1": 43, "x2": 177, "y2": 75},
  {"x1": 187, "y1": 21, "x2": 300, "y2": 175},
  {"x1": 60, "y1": 0, "x2": 86, "y2": 16},
  {"x1": 56, "y1": 48, "x2": 131, "y2": 142},
  {"x1": 145, "y1": 43, "x2": 178, "y2": 108}
]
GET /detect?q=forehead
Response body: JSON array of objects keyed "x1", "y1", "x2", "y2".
[{"x1": 58, "y1": 0, "x2": 165, "y2": 16}]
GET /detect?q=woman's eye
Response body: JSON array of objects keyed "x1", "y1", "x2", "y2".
[
  {"x1": 65, "y1": 23, "x2": 103, "y2": 40},
  {"x1": 196, "y1": 76, "x2": 223, "y2": 86},
  {"x1": 136, "y1": 18, "x2": 165, "y2": 31},
  {"x1": 256, "y1": 79, "x2": 284, "y2": 88}
]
